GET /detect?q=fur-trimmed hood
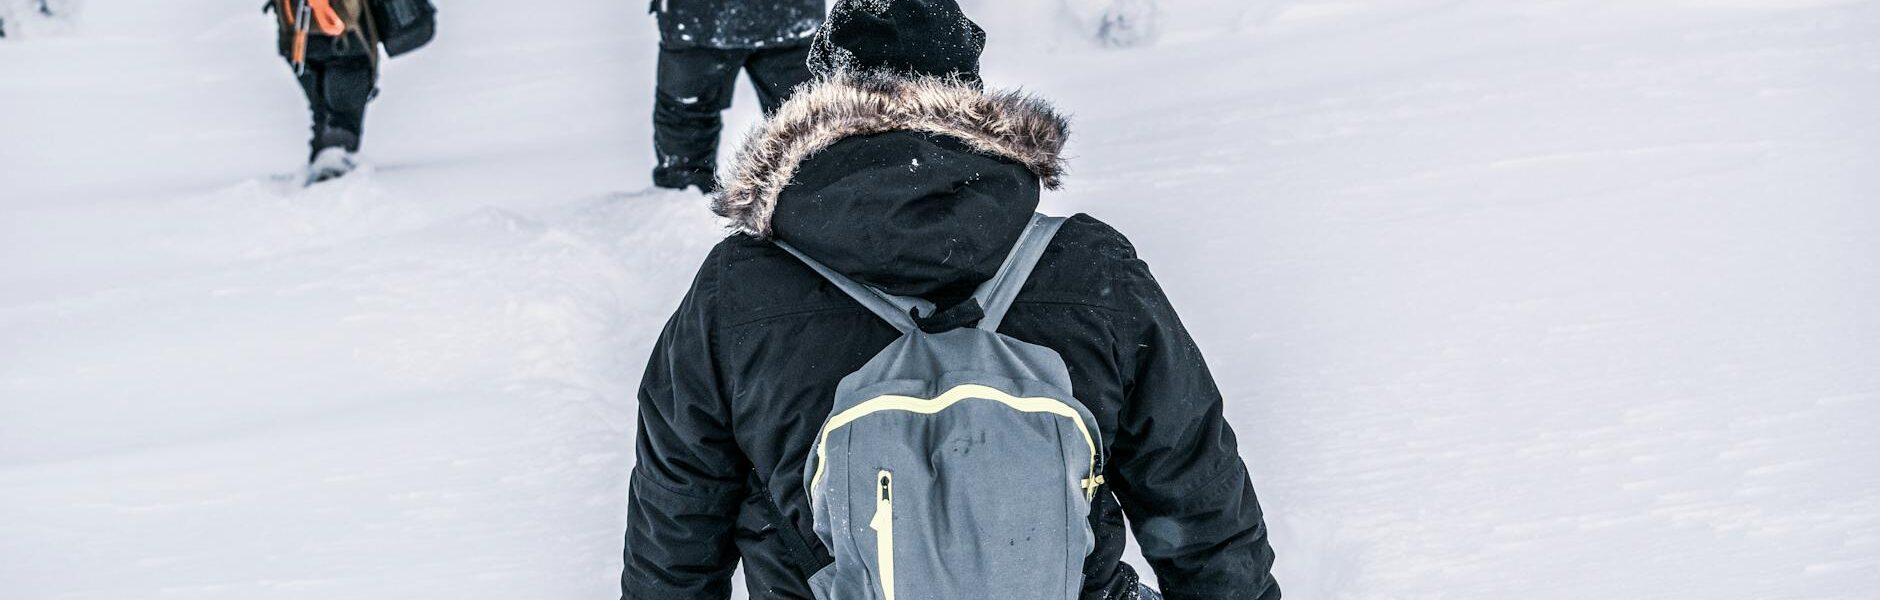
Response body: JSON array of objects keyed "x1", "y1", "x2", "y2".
[{"x1": 713, "y1": 72, "x2": 1070, "y2": 238}]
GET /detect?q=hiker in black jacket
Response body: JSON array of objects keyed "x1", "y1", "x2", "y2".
[
  {"x1": 648, "y1": 0, "x2": 823, "y2": 192},
  {"x1": 622, "y1": 2, "x2": 1281, "y2": 600}
]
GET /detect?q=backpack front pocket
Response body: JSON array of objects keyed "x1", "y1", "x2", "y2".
[
  {"x1": 869, "y1": 470, "x2": 896, "y2": 600},
  {"x1": 803, "y1": 378, "x2": 1101, "y2": 600}
]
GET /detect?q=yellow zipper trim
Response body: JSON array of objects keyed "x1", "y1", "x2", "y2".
[
  {"x1": 870, "y1": 470, "x2": 896, "y2": 600},
  {"x1": 810, "y1": 384, "x2": 1101, "y2": 500}
]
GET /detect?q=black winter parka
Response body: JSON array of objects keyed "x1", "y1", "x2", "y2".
[{"x1": 622, "y1": 73, "x2": 1280, "y2": 600}]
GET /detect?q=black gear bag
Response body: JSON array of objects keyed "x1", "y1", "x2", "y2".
[{"x1": 370, "y1": 0, "x2": 435, "y2": 57}]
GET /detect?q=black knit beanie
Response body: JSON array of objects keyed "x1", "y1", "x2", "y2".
[{"x1": 807, "y1": 0, "x2": 988, "y2": 84}]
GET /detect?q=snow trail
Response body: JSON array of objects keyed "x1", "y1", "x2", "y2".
[{"x1": 4, "y1": 1, "x2": 1878, "y2": 599}]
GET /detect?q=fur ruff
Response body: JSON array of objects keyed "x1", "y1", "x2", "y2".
[{"x1": 713, "y1": 72, "x2": 1070, "y2": 237}]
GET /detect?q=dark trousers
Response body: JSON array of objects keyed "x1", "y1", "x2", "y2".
[
  {"x1": 652, "y1": 44, "x2": 813, "y2": 188},
  {"x1": 294, "y1": 52, "x2": 377, "y2": 160}
]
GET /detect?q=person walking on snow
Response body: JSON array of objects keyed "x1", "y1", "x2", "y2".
[
  {"x1": 269, "y1": 0, "x2": 382, "y2": 183},
  {"x1": 269, "y1": 0, "x2": 432, "y2": 183},
  {"x1": 621, "y1": 1, "x2": 1281, "y2": 599},
  {"x1": 648, "y1": 0, "x2": 824, "y2": 193}
]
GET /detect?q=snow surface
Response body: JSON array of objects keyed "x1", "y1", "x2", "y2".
[{"x1": 3, "y1": 1, "x2": 1878, "y2": 598}]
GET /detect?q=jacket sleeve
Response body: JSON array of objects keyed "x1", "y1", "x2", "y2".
[
  {"x1": 621, "y1": 252, "x2": 748, "y2": 600},
  {"x1": 1105, "y1": 244, "x2": 1281, "y2": 600}
]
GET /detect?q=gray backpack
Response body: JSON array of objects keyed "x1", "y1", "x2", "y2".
[{"x1": 776, "y1": 213, "x2": 1104, "y2": 600}]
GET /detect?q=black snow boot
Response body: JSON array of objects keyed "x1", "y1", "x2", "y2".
[
  {"x1": 652, "y1": 160, "x2": 718, "y2": 194},
  {"x1": 650, "y1": 45, "x2": 813, "y2": 194},
  {"x1": 296, "y1": 55, "x2": 375, "y2": 161},
  {"x1": 309, "y1": 117, "x2": 362, "y2": 159},
  {"x1": 303, "y1": 96, "x2": 365, "y2": 184}
]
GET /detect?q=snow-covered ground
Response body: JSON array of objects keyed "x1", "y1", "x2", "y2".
[{"x1": 3, "y1": 1, "x2": 1876, "y2": 598}]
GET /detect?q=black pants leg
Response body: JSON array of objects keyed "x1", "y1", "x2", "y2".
[
  {"x1": 743, "y1": 45, "x2": 814, "y2": 115},
  {"x1": 652, "y1": 46, "x2": 746, "y2": 189},
  {"x1": 296, "y1": 54, "x2": 377, "y2": 160}
]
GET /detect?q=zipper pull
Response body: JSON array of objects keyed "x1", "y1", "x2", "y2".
[{"x1": 872, "y1": 470, "x2": 896, "y2": 600}]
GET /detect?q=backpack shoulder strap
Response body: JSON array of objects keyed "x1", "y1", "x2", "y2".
[
  {"x1": 973, "y1": 213, "x2": 1068, "y2": 332},
  {"x1": 773, "y1": 240, "x2": 931, "y2": 335}
]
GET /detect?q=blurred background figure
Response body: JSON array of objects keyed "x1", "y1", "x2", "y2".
[
  {"x1": 267, "y1": 0, "x2": 433, "y2": 184},
  {"x1": 0, "y1": 0, "x2": 80, "y2": 38},
  {"x1": 1062, "y1": 0, "x2": 1158, "y2": 47},
  {"x1": 648, "y1": 0, "x2": 824, "y2": 193}
]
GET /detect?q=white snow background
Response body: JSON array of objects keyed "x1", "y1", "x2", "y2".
[{"x1": 3, "y1": 1, "x2": 1877, "y2": 598}]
